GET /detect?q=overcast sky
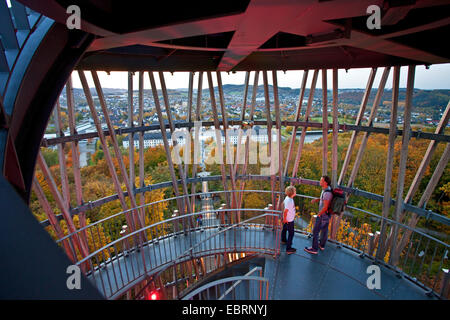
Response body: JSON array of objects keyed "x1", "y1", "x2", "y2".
[{"x1": 71, "y1": 63, "x2": 450, "y2": 90}]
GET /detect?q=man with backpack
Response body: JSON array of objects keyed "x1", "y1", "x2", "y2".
[{"x1": 305, "y1": 175, "x2": 333, "y2": 255}]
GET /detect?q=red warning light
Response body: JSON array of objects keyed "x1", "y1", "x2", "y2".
[{"x1": 147, "y1": 291, "x2": 159, "y2": 300}]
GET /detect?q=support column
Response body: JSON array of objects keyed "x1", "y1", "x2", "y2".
[
  {"x1": 84, "y1": 74, "x2": 150, "y2": 278},
  {"x1": 233, "y1": 71, "x2": 250, "y2": 178},
  {"x1": 66, "y1": 78, "x2": 85, "y2": 226},
  {"x1": 283, "y1": 70, "x2": 309, "y2": 177},
  {"x1": 54, "y1": 100, "x2": 71, "y2": 210},
  {"x1": 386, "y1": 101, "x2": 450, "y2": 259},
  {"x1": 262, "y1": 71, "x2": 275, "y2": 208},
  {"x1": 322, "y1": 69, "x2": 328, "y2": 177},
  {"x1": 78, "y1": 71, "x2": 143, "y2": 252},
  {"x1": 191, "y1": 72, "x2": 203, "y2": 214},
  {"x1": 138, "y1": 72, "x2": 145, "y2": 207},
  {"x1": 148, "y1": 71, "x2": 185, "y2": 214},
  {"x1": 272, "y1": 71, "x2": 283, "y2": 212},
  {"x1": 291, "y1": 70, "x2": 319, "y2": 181},
  {"x1": 402, "y1": 99, "x2": 450, "y2": 218},
  {"x1": 389, "y1": 65, "x2": 415, "y2": 266},
  {"x1": 206, "y1": 71, "x2": 231, "y2": 213},
  {"x1": 329, "y1": 69, "x2": 340, "y2": 240},
  {"x1": 37, "y1": 151, "x2": 90, "y2": 260},
  {"x1": 185, "y1": 72, "x2": 194, "y2": 182},
  {"x1": 347, "y1": 67, "x2": 391, "y2": 189},
  {"x1": 338, "y1": 68, "x2": 377, "y2": 185},
  {"x1": 217, "y1": 71, "x2": 239, "y2": 218},
  {"x1": 377, "y1": 66, "x2": 400, "y2": 260},
  {"x1": 396, "y1": 143, "x2": 450, "y2": 261},
  {"x1": 32, "y1": 177, "x2": 76, "y2": 262},
  {"x1": 65, "y1": 78, "x2": 90, "y2": 249},
  {"x1": 91, "y1": 71, "x2": 146, "y2": 233},
  {"x1": 237, "y1": 71, "x2": 259, "y2": 209},
  {"x1": 331, "y1": 69, "x2": 338, "y2": 187},
  {"x1": 158, "y1": 71, "x2": 192, "y2": 221},
  {"x1": 128, "y1": 72, "x2": 135, "y2": 188}
]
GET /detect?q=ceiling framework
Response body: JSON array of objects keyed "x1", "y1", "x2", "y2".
[
  {"x1": 18, "y1": 0, "x2": 450, "y2": 71},
  {"x1": 1, "y1": 0, "x2": 448, "y2": 300}
]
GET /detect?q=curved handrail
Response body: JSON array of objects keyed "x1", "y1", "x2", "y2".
[
  {"x1": 181, "y1": 276, "x2": 269, "y2": 300},
  {"x1": 56, "y1": 189, "x2": 276, "y2": 243},
  {"x1": 75, "y1": 208, "x2": 280, "y2": 266},
  {"x1": 149, "y1": 212, "x2": 280, "y2": 279},
  {"x1": 74, "y1": 206, "x2": 281, "y2": 299},
  {"x1": 52, "y1": 188, "x2": 448, "y2": 299},
  {"x1": 217, "y1": 266, "x2": 263, "y2": 300}
]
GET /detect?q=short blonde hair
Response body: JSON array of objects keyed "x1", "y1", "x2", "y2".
[{"x1": 285, "y1": 186, "x2": 296, "y2": 197}]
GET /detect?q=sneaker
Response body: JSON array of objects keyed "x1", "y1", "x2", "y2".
[
  {"x1": 286, "y1": 248, "x2": 297, "y2": 255},
  {"x1": 304, "y1": 247, "x2": 318, "y2": 255},
  {"x1": 319, "y1": 245, "x2": 325, "y2": 251}
]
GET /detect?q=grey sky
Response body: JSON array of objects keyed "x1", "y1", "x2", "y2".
[{"x1": 72, "y1": 63, "x2": 450, "y2": 90}]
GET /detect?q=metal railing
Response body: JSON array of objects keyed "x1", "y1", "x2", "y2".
[
  {"x1": 54, "y1": 190, "x2": 282, "y2": 298},
  {"x1": 288, "y1": 193, "x2": 449, "y2": 298},
  {"x1": 77, "y1": 209, "x2": 279, "y2": 299},
  {"x1": 182, "y1": 267, "x2": 268, "y2": 300},
  {"x1": 55, "y1": 190, "x2": 279, "y2": 260},
  {"x1": 50, "y1": 189, "x2": 449, "y2": 299},
  {"x1": 142, "y1": 211, "x2": 278, "y2": 300}
]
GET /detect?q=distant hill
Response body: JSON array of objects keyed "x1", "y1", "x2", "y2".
[
  {"x1": 338, "y1": 88, "x2": 450, "y2": 110},
  {"x1": 221, "y1": 84, "x2": 450, "y2": 110},
  {"x1": 221, "y1": 84, "x2": 296, "y2": 97},
  {"x1": 70, "y1": 85, "x2": 450, "y2": 110}
]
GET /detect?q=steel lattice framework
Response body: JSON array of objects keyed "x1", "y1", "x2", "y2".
[{"x1": 0, "y1": 0, "x2": 449, "y2": 299}]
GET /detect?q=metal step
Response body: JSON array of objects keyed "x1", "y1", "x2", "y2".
[
  {"x1": 0, "y1": 41, "x2": 9, "y2": 73},
  {"x1": 0, "y1": 0, "x2": 19, "y2": 50},
  {"x1": 10, "y1": 0, "x2": 30, "y2": 31}
]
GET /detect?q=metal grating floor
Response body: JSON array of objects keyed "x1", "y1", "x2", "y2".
[
  {"x1": 264, "y1": 234, "x2": 438, "y2": 300},
  {"x1": 88, "y1": 226, "x2": 439, "y2": 300}
]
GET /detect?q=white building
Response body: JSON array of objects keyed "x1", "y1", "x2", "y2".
[
  {"x1": 122, "y1": 130, "x2": 186, "y2": 149},
  {"x1": 122, "y1": 126, "x2": 276, "y2": 149}
]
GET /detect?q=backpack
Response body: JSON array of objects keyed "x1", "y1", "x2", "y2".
[{"x1": 324, "y1": 188, "x2": 347, "y2": 216}]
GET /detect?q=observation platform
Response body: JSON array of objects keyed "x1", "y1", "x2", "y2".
[
  {"x1": 265, "y1": 235, "x2": 436, "y2": 300},
  {"x1": 87, "y1": 225, "x2": 437, "y2": 300},
  {"x1": 1, "y1": 0, "x2": 450, "y2": 302}
]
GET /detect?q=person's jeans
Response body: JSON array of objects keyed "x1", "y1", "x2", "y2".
[
  {"x1": 312, "y1": 214, "x2": 330, "y2": 251},
  {"x1": 282, "y1": 221, "x2": 295, "y2": 250}
]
